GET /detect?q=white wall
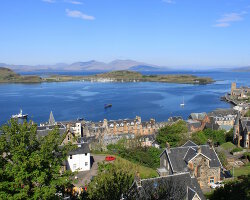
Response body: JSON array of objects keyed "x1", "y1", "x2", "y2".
[{"x1": 67, "y1": 153, "x2": 91, "y2": 172}]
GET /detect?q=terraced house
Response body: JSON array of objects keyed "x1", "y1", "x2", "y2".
[{"x1": 158, "y1": 141, "x2": 222, "y2": 189}]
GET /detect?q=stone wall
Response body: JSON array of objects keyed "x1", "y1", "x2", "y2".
[{"x1": 189, "y1": 154, "x2": 220, "y2": 189}]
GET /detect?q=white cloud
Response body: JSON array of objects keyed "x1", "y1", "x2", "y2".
[
  {"x1": 66, "y1": 9, "x2": 95, "y2": 20},
  {"x1": 162, "y1": 0, "x2": 175, "y2": 4},
  {"x1": 214, "y1": 11, "x2": 247, "y2": 27},
  {"x1": 42, "y1": 0, "x2": 56, "y2": 3},
  {"x1": 65, "y1": 0, "x2": 83, "y2": 5}
]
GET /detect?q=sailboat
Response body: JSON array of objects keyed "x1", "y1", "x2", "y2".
[{"x1": 180, "y1": 97, "x2": 185, "y2": 107}]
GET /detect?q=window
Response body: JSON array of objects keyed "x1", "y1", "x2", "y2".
[
  {"x1": 85, "y1": 153, "x2": 87, "y2": 156},
  {"x1": 68, "y1": 135, "x2": 70, "y2": 141},
  {"x1": 210, "y1": 177, "x2": 214, "y2": 184},
  {"x1": 85, "y1": 162, "x2": 88, "y2": 166},
  {"x1": 70, "y1": 155, "x2": 72, "y2": 159}
]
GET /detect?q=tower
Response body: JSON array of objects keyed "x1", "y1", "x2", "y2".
[
  {"x1": 48, "y1": 111, "x2": 56, "y2": 125},
  {"x1": 231, "y1": 82, "x2": 236, "y2": 95}
]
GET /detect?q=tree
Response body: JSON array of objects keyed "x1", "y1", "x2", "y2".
[
  {"x1": 156, "y1": 121, "x2": 188, "y2": 148},
  {"x1": 209, "y1": 175, "x2": 250, "y2": 200},
  {"x1": 191, "y1": 131, "x2": 207, "y2": 145},
  {"x1": 0, "y1": 119, "x2": 75, "y2": 200},
  {"x1": 203, "y1": 129, "x2": 226, "y2": 145},
  {"x1": 225, "y1": 129, "x2": 234, "y2": 142},
  {"x1": 86, "y1": 162, "x2": 134, "y2": 200}
]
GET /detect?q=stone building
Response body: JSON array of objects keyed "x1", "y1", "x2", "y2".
[
  {"x1": 234, "y1": 114, "x2": 250, "y2": 148},
  {"x1": 102, "y1": 116, "x2": 157, "y2": 136},
  {"x1": 157, "y1": 140, "x2": 222, "y2": 189},
  {"x1": 231, "y1": 82, "x2": 250, "y2": 99}
]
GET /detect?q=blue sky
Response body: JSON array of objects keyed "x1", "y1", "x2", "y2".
[{"x1": 0, "y1": 0, "x2": 250, "y2": 68}]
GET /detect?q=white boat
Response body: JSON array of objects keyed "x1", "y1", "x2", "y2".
[
  {"x1": 12, "y1": 109, "x2": 28, "y2": 119},
  {"x1": 180, "y1": 97, "x2": 185, "y2": 107}
]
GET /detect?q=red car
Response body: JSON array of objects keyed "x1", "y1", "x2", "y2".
[{"x1": 105, "y1": 156, "x2": 116, "y2": 161}]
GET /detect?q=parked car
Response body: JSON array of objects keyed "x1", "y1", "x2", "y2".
[
  {"x1": 210, "y1": 181, "x2": 224, "y2": 189},
  {"x1": 105, "y1": 156, "x2": 116, "y2": 161}
]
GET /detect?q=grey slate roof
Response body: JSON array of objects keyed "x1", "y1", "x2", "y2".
[
  {"x1": 68, "y1": 143, "x2": 90, "y2": 155},
  {"x1": 187, "y1": 187, "x2": 196, "y2": 200},
  {"x1": 182, "y1": 140, "x2": 198, "y2": 147},
  {"x1": 189, "y1": 112, "x2": 207, "y2": 121},
  {"x1": 163, "y1": 141, "x2": 221, "y2": 173},
  {"x1": 184, "y1": 147, "x2": 197, "y2": 163},
  {"x1": 37, "y1": 124, "x2": 66, "y2": 137},
  {"x1": 125, "y1": 173, "x2": 205, "y2": 200}
]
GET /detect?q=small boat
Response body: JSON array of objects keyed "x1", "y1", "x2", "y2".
[
  {"x1": 77, "y1": 117, "x2": 84, "y2": 121},
  {"x1": 12, "y1": 109, "x2": 28, "y2": 119},
  {"x1": 180, "y1": 97, "x2": 185, "y2": 107},
  {"x1": 104, "y1": 104, "x2": 112, "y2": 109}
]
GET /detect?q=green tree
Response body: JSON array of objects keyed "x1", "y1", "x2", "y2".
[
  {"x1": 0, "y1": 119, "x2": 75, "y2": 200},
  {"x1": 209, "y1": 175, "x2": 250, "y2": 200},
  {"x1": 203, "y1": 129, "x2": 226, "y2": 145},
  {"x1": 156, "y1": 121, "x2": 188, "y2": 148},
  {"x1": 245, "y1": 110, "x2": 250, "y2": 117},
  {"x1": 191, "y1": 131, "x2": 207, "y2": 145},
  {"x1": 86, "y1": 163, "x2": 133, "y2": 200},
  {"x1": 225, "y1": 129, "x2": 234, "y2": 142}
]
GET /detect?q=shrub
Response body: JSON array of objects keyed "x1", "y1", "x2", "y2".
[
  {"x1": 191, "y1": 131, "x2": 207, "y2": 145},
  {"x1": 156, "y1": 120, "x2": 188, "y2": 148},
  {"x1": 225, "y1": 129, "x2": 234, "y2": 142},
  {"x1": 243, "y1": 152, "x2": 250, "y2": 161},
  {"x1": 216, "y1": 150, "x2": 228, "y2": 168},
  {"x1": 231, "y1": 147, "x2": 243, "y2": 153}
]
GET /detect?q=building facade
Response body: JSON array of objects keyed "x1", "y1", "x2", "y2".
[
  {"x1": 158, "y1": 141, "x2": 222, "y2": 189},
  {"x1": 67, "y1": 143, "x2": 91, "y2": 172}
]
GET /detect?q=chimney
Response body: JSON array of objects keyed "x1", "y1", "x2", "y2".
[
  {"x1": 197, "y1": 146, "x2": 201, "y2": 154},
  {"x1": 135, "y1": 172, "x2": 141, "y2": 187},
  {"x1": 207, "y1": 139, "x2": 213, "y2": 149},
  {"x1": 166, "y1": 142, "x2": 171, "y2": 153},
  {"x1": 66, "y1": 124, "x2": 70, "y2": 131}
]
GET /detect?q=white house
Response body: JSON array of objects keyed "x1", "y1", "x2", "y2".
[{"x1": 67, "y1": 143, "x2": 91, "y2": 172}]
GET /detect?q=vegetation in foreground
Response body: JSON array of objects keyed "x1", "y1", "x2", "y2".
[
  {"x1": 0, "y1": 120, "x2": 76, "y2": 199},
  {"x1": 206, "y1": 175, "x2": 250, "y2": 200}
]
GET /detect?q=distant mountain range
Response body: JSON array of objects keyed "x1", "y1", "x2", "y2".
[
  {"x1": 232, "y1": 66, "x2": 250, "y2": 72},
  {"x1": 0, "y1": 60, "x2": 168, "y2": 72}
]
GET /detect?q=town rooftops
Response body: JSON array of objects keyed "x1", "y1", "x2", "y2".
[
  {"x1": 68, "y1": 143, "x2": 90, "y2": 155},
  {"x1": 189, "y1": 112, "x2": 207, "y2": 121},
  {"x1": 37, "y1": 123, "x2": 66, "y2": 137},
  {"x1": 125, "y1": 172, "x2": 205, "y2": 200},
  {"x1": 162, "y1": 141, "x2": 221, "y2": 173}
]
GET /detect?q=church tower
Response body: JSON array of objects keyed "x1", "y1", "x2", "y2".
[{"x1": 231, "y1": 82, "x2": 236, "y2": 95}]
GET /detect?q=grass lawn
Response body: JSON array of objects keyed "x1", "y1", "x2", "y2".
[
  {"x1": 113, "y1": 156, "x2": 158, "y2": 179},
  {"x1": 231, "y1": 163, "x2": 250, "y2": 177},
  {"x1": 92, "y1": 153, "x2": 158, "y2": 179},
  {"x1": 220, "y1": 142, "x2": 236, "y2": 151}
]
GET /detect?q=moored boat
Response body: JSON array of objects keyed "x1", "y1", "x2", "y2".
[
  {"x1": 104, "y1": 104, "x2": 112, "y2": 109},
  {"x1": 11, "y1": 109, "x2": 28, "y2": 119}
]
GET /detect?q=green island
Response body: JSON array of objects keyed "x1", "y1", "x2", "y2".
[
  {"x1": 0, "y1": 67, "x2": 214, "y2": 84},
  {"x1": 0, "y1": 67, "x2": 42, "y2": 83}
]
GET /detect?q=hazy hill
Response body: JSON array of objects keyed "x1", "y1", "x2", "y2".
[
  {"x1": 2, "y1": 59, "x2": 166, "y2": 72},
  {"x1": 129, "y1": 65, "x2": 162, "y2": 71},
  {"x1": 233, "y1": 66, "x2": 250, "y2": 72}
]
